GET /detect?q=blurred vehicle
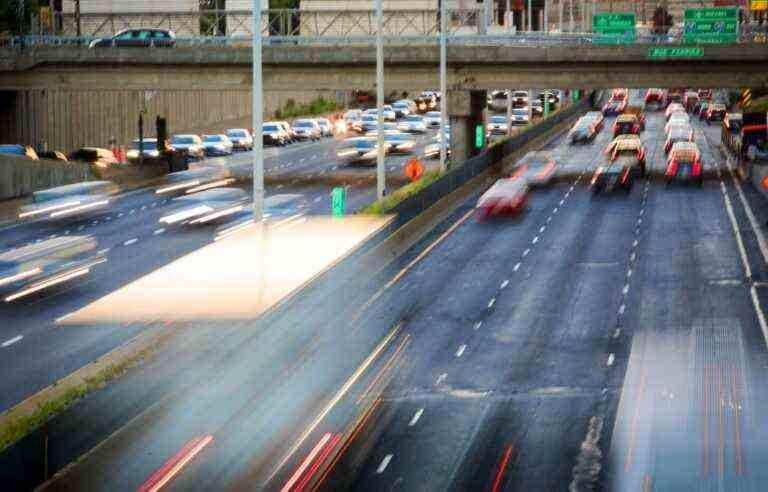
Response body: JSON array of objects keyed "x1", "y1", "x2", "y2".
[
  {"x1": 665, "y1": 114, "x2": 690, "y2": 134},
  {"x1": 126, "y1": 138, "x2": 160, "y2": 161},
  {"x1": 487, "y1": 115, "x2": 509, "y2": 135},
  {"x1": 170, "y1": 134, "x2": 205, "y2": 160},
  {"x1": 360, "y1": 114, "x2": 379, "y2": 133},
  {"x1": 397, "y1": 114, "x2": 428, "y2": 134},
  {"x1": 0, "y1": 144, "x2": 38, "y2": 160},
  {"x1": 683, "y1": 91, "x2": 700, "y2": 112},
  {"x1": 511, "y1": 151, "x2": 556, "y2": 187},
  {"x1": 476, "y1": 177, "x2": 529, "y2": 219},
  {"x1": 602, "y1": 99, "x2": 626, "y2": 116},
  {"x1": 664, "y1": 125, "x2": 694, "y2": 153},
  {"x1": 345, "y1": 112, "x2": 363, "y2": 132},
  {"x1": 511, "y1": 90, "x2": 529, "y2": 107},
  {"x1": 89, "y1": 28, "x2": 176, "y2": 48},
  {"x1": 202, "y1": 134, "x2": 234, "y2": 156},
  {"x1": 592, "y1": 156, "x2": 634, "y2": 194},
  {"x1": 721, "y1": 113, "x2": 743, "y2": 154},
  {"x1": 365, "y1": 107, "x2": 396, "y2": 122},
  {"x1": 262, "y1": 122, "x2": 288, "y2": 146},
  {"x1": 693, "y1": 99, "x2": 709, "y2": 116},
  {"x1": 159, "y1": 187, "x2": 249, "y2": 226},
  {"x1": 582, "y1": 111, "x2": 605, "y2": 130},
  {"x1": 645, "y1": 88, "x2": 664, "y2": 106},
  {"x1": 613, "y1": 114, "x2": 642, "y2": 137},
  {"x1": 665, "y1": 90, "x2": 684, "y2": 107},
  {"x1": 530, "y1": 100, "x2": 544, "y2": 116},
  {"x1": 623, "y1": 105, "x2": 646, "y2": 130},
  {"x1": 277, "y1": 121, "x2": 297, "y2": 143},
  {"x1": 413, "y1": 97, "x2": 429, "y2": 113},
  {"x1": 336, "y1": 137, "x2": 388, "y2": 166},
  {"x1": 704, "y1": 103, "x2": 727, "y2": 124},
  {"x1": 698, "y1": 89, "x2": 713, "y2": 100},
  {"x1": 155, "y1": 166, "x2": 234, "y2": 196},
  {"x1": 604, "y1": 135, "x2": 647, "y2": 176},
  {"x1": 424, "y1": 131, "x2": 451, "y2": 159},
  {"x1": 38, "y1": 151, "x2": 68, "y2": 162},
  {"x1": 740, "y1": 112, "x2": 768, "y2": 163},
  {"x1": 488, "y1": 91, "x2": 509, "y2": 112},
  {"x1": 392, "y1": 101, "x2": 412, "y2": 118},
  {"x1": 291, "y1": 119, "x2": 321, "y2": 141},
  {"x1": 213, "y1": 193, "x2": 311, "y2": 240},
  {"x1": 510, "y1": 108, "x2": 530, "y2": 126},
  {"x1": 0, "y1": 235, "x2": 106, "y2": 303},
  {"x1": 18, "y1": 181, "x2": 116, "y2": 221},
  {"x1": 225, "y1": 129, "x2": 254, "y2": 151},
  {"x1": 366, "y1": 131, "x2": 416, "y2": 154},
  {"x1": 69, "y1": 147, "x2": 118, "y2": 167},
  {"x1": 538, "y1": 90, "x2": 559, "y2": 106},
  {"x1": 316, "y1": 118, "x2": 334, "y2": 137},
  {"x1": 666, "y1": 141, "x2": 703, "y2": 186},
  {"x1": 609, "y1": 89, "x2": 627, "y2": 102},
  {"x1": 569, "y1": 118, "x2": 600, "y2": 144},
  {"x1": 665, "y1": 103, "x2": 686, "y2": 120},
  {"x1": 424, "y1": 111, "x2": 443, "y2": 129}
]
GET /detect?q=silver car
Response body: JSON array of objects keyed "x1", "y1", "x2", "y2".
[
  {"x1": 291, "y1": 119, "x2": 321, "y2": 141},
  {"x1": 397, "y1": 114, "x2": 428, "y2": 134}
]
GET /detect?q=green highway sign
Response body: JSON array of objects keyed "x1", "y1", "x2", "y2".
[
  {"x1": 592, "y1": 13, "x2": 636, "y2": 45},
  {"x1": 331, "y1": 186, "x2": 345, "y2": 217},
  {"x1": 648, "y1": 46, "x2": 704, "y2": 59},
  {"x1": 475, "y1": 124, "x2": 484, "y2": 149},
  {"x1": 683, "y1": 7, "x2": 738, "y2": 44}
]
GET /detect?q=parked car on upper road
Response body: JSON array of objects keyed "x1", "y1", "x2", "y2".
[
  {"x1": 291, "y1": 119, "x2": 321, "y2": 141},
  {"x1": 201, "y1": 134, "x2": 234, "y2": 156},
  {"x1": 89, "y1": 28, "x2": 176, "y2": 48},
  {"x1": 225, "y1": 129, "x2": 254, "y2": 151},
  {"x1": 170, "y1": 134, "x2": 206, "y2": 160}
]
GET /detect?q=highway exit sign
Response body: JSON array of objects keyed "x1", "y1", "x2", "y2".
[
  {"x1": 592, "y1": 13, "x2": 636, "y2": 45},
  {"x1": 683, "y1": 7, "x2": 738, "y2": 44},
  {"x1": 648, "y1": 47, "x2": 704, "y2": 59}
]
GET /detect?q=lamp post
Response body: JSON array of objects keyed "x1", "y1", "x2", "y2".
[
  {"x1": 440, "y1": 0, "x2": 448, "y2": 171},
  {"x1": 376, "y1": 0, "x2": 385, "y2": 199},
  {"x1": 252, "y1": 0, "x2": 264, "y2": 220}
]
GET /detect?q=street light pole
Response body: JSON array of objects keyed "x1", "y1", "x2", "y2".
[
  {"x1": 544, "y1": 0, "x2": 549, "y2": 33},
  {"x1": 376, "y1": 0, "x2": 385, "y2": 199},
  {"x1": 528, "y1": 0, "x2": 532, "y2": 31},
  {"x1": 439, "y1": 0, "x2": 448, "y2": 172},
  {"x1": 558, "y1": 0, "x2": 563, "y2": 32},
  {"x1": 252, "y1": 0, "x2": 264, "y2": 220}
]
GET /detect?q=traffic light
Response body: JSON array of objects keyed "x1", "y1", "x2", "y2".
[{"x1": 156, "y1": 116, "x2": 167, "y2": 152}]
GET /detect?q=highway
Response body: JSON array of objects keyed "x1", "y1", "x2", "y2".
[
  {"x1": 0, "y1": 128, "x2": 436, "y2": 413},
  {"x1": 13, "y1": 90, "x2": 768, "y2": 492}
]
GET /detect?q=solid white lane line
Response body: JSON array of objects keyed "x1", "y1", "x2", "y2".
[
  {"x1": 456, "y1": 344, "x2": 467, "y2": 357},
  {"x1": 473, "y1": 321, "x2": 483, "y2": 330},
  {"x1": 153, "y1": 228, "x2": 165, "y2": 235},
  {"x1": 513, "y1": 262, "x2": 521, "y2": 271},
  {"x1": 500, "y1": 279, "x2": 509, "y2": 289},
  {"x1": 377, "y1": 455, "x2": 393, "y2": 474},
  {"x1": 64, "y1": 230, "x2": 70, "y2": 235},
  {"x1": 727, "y1": 166, "x2": 768, "y2": 264},
  {"x1": 750, "y1": 286, "x2": 768, "y2": 351},
  {"x1": 488, "y1": 298, "x2": 496, "y2": 308},
  {"x1": 1, "y1": 335, "x2": 22, "y2": 348},
  {"x1": 721, "y1": 176, "x2": 753, "y2": 279},
  {"x1": 522, "y1": 248, "x2": 530, "y2": 257},
  {"x1": 409, "y1": 409, "x2": 424, "y2": 427},
  {"x1": 123, "y1": 238, "x2": 138, "y2": 246},
  {"x1": 607, "y1": 353, "x2": 615, "y2": 367}
]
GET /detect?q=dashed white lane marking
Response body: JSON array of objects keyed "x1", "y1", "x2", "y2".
[
  {"x1": 630, "y1": 252, "x2": 637, "y2": 262},
  {"x1": 97, "y1": 248, "x2": 110, "y2": 255},
  {"x1": 626, "y1": 269, "x2": 633, "y2": 278},
  {"x1": 1, "y1": 335, "x2": 23, "y2": 348},
  {"x1": 553, "y1": 207, "x2": 559, "y2": 214},
  {"x1": 436, "y1": 373, "x2": 447, "y2": 385},
  {"x1": 636, "y1": 218, "x2": 643, "y2": 225},
  {"x1": 91, "y1": 220, "x2": 99, "y2": 225},
  {"x1": 607, "y1": 353, "x2": 615, "y2": 367},
  {"x1": 153, "y1": 228, "x2": 165, "y2": 235},
  {"x1": 64, "y1": 230, "x2": 70, "y2": 235},
  {"x1": 473, "y1": 321, "x2": 483, "y2": 330},
  {"x1": 487, "y1": 298, "x2": 496, "y2": 308},
  {"x1": 639, "y1": 209, "x2": 645, "y2": 216},
  {"x1": 314, "y1": 196, "x2": 322, "y2": 203},
  {"x1": 532, "y1": 236, "x2": 539, "y2": 244},
  {"x1": 559, "y1": 199, "x2": 565, "y2": 206},
  {"x1": 77, "y1": 225, "x2": 85, "y2": 231},
  {"x1": 513, "y1": 262, "x2": 521, "y2": 271},
  {"x1": 151, "y1": 202, "x2": 157, "y2": 207},
  {"x1": 618, "y1": 304, "x2": 626, "y2": 315},
  {"x1": 546, "y1": 217, "x2": 552, "y2": 223},
  {"x1": 500, "y1": 279, "x2": 509, "y2": 289},
  {"x1": 105, "y1": 216, "x2": 112, "y2": 221},
  {"x1": 613, "y1": 328, "x2": 621, "y2": 338},
  {"x1": 455, "y1": 344, "x2": 466, "y2": 357},
  {"x1": 48, "y1": 234, "x2": 57, "y2": 239},
  {"x1": 409, "y1": 408, "x2": 424, "y2": 427},
  {"x1": 118, "y1": 213, "x2": 124, "y2": 218},
  {"x1": 123, "y1": 238, "x2": 138, "y2": 246},
  {"x1": 129, "y1": 209, "x2": 135, "y2": 214},
  {"x1": 622, "y1": 284, "x2": 630, "y2": 296},
  {"x1": 539, "y1": 226, "x2": 546, "y2": 233},
  {"x1": 376, "y1": 454, "x2": 393, "y2": 474},
  {"x1": 141, "y1": 205, "x2": 147, "y2": 210},
  {"x1": 632, "y1": 239, "x2": 639, "y2": 248},
  {"x1": 522, "y1": 248, "x2": 530, "y2": 257}
]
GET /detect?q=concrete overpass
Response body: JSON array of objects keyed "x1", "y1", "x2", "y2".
[{"x1": 1, "y1": 43, "x2": 767, "y2": 91}]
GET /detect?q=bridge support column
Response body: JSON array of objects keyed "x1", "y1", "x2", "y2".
[{"x1": 448, "y1": 90, "x2": 486, "y2": 166}]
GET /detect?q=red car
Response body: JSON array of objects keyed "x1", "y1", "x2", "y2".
[
  {"x1": 645, "y1": 88, "x2": 664, "y2": 106},
  {"x1": 476, "y1": 177, "x2": 529, "y2": 219},
  {"x1": 613, "y1": 114, "x2": 642, "y2": 137},
  {"x1": 666, "y1": 142, "x2": 703, "y2": 186},
  {"x1": 704, "y1": 103, "x2": 727, "y2": 124}
]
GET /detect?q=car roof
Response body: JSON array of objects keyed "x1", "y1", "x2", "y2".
[
  {"x1": 671, "y1": 141, "x2": 698, "y2": 152},
  {"x1": 616, "y1": 114, "x2": 637, "y2": 122}
]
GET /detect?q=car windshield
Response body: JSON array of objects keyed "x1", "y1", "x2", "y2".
[
  {"x1": 490, "y1": 116, "x2": 506, "y2": 123},
  {"x1": 426, "y1": 112, "x2": 441, "y2": 118},
  {"x1": 406, "y1": 115, "x2": 422, "y2": 122},
  {"x1": 263, "y1": 125, "x2": 280, "y2": 132},
  {"x1": 393, "y1": 102, "x2": 407, "y2": 108},
  {"x1": 203, "y1": 135, "x2": 222, "y2": 142},
  {"x1": 512, "y1": 109, "x2": 528, "y2": 116},
  {"x1": 132, "y1": 140, "x2": 155, "y2": 150},
  {"x1": 362, "y1": 115, "x2": 377, "y2": 122},
  {"x1": 227, "y1": 131, "x2": 247, "y2": 138},
  {"x1": 172, "y1": 136, "x2": 196, "y2": 144},
  {"x1": 347, "y1": 140, "x2": 375, "y2": 149},
  {"x1": 294, "y1": 121, "x2": 314, "y2": 128}
]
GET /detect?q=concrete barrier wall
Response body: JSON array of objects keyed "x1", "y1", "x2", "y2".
[
  {"x1": 0, "y1": 155, "x2": 93, "y2": 201},
  {"x1": 0, "y1": 89, "x2": 344, "y2": 154}
]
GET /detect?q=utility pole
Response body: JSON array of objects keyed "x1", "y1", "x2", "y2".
[
  {"x1": 74, "y1": 0, "x2": 81, "y2": 37},
  {"x1": 252, "y1": 0, "x2": 264, "y2": 220},
  {"x1": 376, "y1": 0, "x2": 385, "y2": 199},
  {"x1": 439, "y1": 0, "x2": 448, "y2": 172},
  {"x1": 558, "y1": 0, "x2": 563, "y2": 32},
  {"x1": 528, "y1": 0, "x2": 532, "y2": 31},
  {"x1": 544, "y1": 0, "x2": 549, "y2": 33}
]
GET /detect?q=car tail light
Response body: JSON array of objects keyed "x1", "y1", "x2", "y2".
[
  {"x1": 621, "y1": 168, "x2": 631, "y2": 184},
  {"x1": 667, "y1": 159, "x2": 678, "y2": 176},
  {"x1": 692, "y1": 160, "x2": 701, "y2": 176}
]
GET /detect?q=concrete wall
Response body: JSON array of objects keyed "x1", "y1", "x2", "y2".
[
  {"x1": 0, "y1": 89, "x2": 344, "y2": 154},
  {"x1": 0, "y1": 154, "x2": 93, "y2": 201}
]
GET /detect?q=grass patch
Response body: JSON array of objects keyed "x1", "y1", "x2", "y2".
[
  {"x1": 0, "y1": 337, "x2": 160, "y2": 451},
  {"x1": 748, "y1": 95, "x2": 768, "y2": 113},
  {"x1": 274, "y1": 96, "x2": 341, "y2": 120},
  {"x1": 359, "y1": 169, "x2": 445, "y2": 215}
]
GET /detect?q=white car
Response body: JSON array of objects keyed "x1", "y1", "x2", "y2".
[
  {"x1": 170, "y1": 134, "x2": 206, "y2": 160},
  {"x1": 487, "y1": 115, "x2": 509, "y2": 134},
  {"x1": 397, "y1": 114, "x2": 428, "y2": 134},
  {"x1": 202, "y1": 134, "x2": 234, "y2": 156},
  {"x1": 18, "y1": 181, "x2": 116, "y2": 221},
  {"x1": 665, "y1": 103, "x2": 686, "y2": 120},
  {"x1": 511, "y1": 90, "x2": 529, "y2": 106},
  {"x1": 366, "y1": 107, "x2": 396, "y2": 122},
  {"x1": 424, "y1": 111, "x2": 442, "y2": 129},
  {"x1": 316, "y1": 118, "x2": 334, "y2": 137},
  {"x1": 159, "y1": 187, "x2": 249, "y2": 226},
  {"x1": 292, "y1": 119, "x2": 321, "y2": 141},
  {"x1": 225, "y1": 129, "x2": 254, "y2": 151},
  {"x1": 509, "y1": 108, "x2": 530, "y2": 126},
  {"x1": 262, "y1": 122, "x2": 288, "y2": 146},
  {"x1": 126, "y1": 138, "x2": 160, "y2": 161}
]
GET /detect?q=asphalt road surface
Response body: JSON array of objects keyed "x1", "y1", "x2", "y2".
[
  {"x1": 0, "y1": 128, "x2": 436, "y2": 413},
  {"x1": 10, "y1": 92, "x2": 768, "y2": 492}
]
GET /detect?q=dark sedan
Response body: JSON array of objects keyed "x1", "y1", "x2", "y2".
[{"x1": 89, "y1": 28, "x2": 176, "y2": 48}]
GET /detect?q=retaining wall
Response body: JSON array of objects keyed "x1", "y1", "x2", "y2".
[{"x1": 0, "y1": 155, "x2": 93, "y2": 201}]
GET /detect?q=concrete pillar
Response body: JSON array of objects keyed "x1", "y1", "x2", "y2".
[{"x1": 448, "y1": 90, "x2": 486, "y2": 165}]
